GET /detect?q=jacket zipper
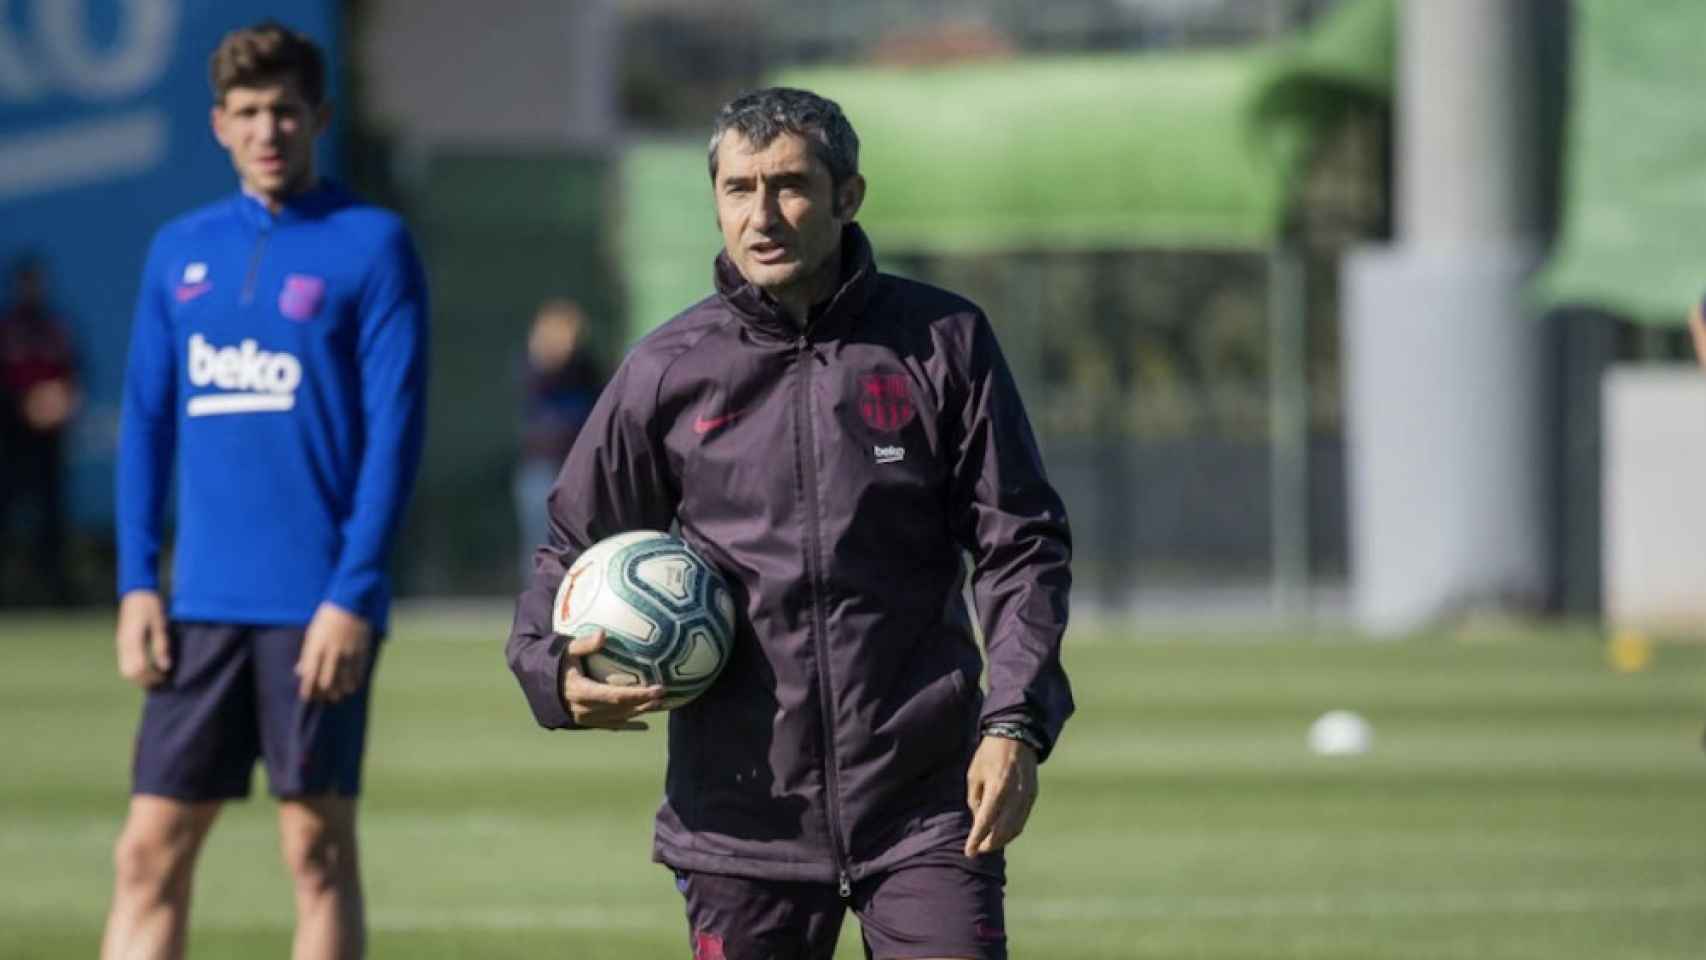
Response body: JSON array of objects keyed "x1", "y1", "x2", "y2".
[
  {"x1": 240, "y1": 226, "x2": 270, "y2": 305},
  {"x1": 794, "y1": 332, "x2": 853, "y2": 900}
]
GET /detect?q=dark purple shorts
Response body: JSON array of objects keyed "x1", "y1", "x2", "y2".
[
  {"x1": 675, "y1": 852, "x2": 1007, "y2": 960},
  {"x1": 131, "y1": 622, "x2": 378, "y2": 801}
]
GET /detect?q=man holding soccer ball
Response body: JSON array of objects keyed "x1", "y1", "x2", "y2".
[{"x1": 508, "y1": 87, "x2": 1072, "y2": 959}]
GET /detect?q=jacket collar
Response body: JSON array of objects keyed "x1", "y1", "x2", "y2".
[
  {"x1": 714, "y1": 223, "x2": 878, "y2": 340},
  {"x1": 234, "y1": 179, "x2": 347, "y2": 229}
]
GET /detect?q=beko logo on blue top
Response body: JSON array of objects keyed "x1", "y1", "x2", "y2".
[{"x1": 186, "y1": 333, "x2": 302, "y2": 417}]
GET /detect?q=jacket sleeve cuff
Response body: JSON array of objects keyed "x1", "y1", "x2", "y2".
[
  {"x1": 515, "y1": 634, "x2": 579, "y2": 730},
  {"x1": 978, "y1": 704, "x2": 1058, "y2": 762},
  {"x1": 324, "y1": 572, "x2": 385, "y2": 625},
  {"x1": 981, "y1": 719, "x2": 1047, "y2": 754},
  {"x1": 116, "y1": 544, "x2": 160, "y2": 598},
  {"x1": 116, "y1": 572, "x2": 159, "y2": 599}
]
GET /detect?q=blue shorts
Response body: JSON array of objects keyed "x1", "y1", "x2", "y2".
[
  {"x1": 131, "y1": 622, "x2": 378, "y2": 801},
  {"x1": 675, "y1": 851, "x2": 1007, "y2": 960}
]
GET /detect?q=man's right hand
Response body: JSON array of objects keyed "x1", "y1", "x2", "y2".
[
  {"x1": 116, "y1": 590, "x2": 171, "y2": 687},
  {"x1": 561, "y1": 629, "x2": 665, "y2": 730}
]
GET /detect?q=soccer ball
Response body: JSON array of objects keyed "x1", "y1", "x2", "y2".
[
  {"x1": 1307, "y1": 709, "x2": 1373, "y2": 756},
  {"x1": 552, "y1": 530, "x2": 736, "y2": 709}
]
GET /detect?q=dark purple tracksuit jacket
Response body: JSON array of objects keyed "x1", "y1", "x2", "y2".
[{"x1": 507, "y1": 224, "x2": 1073, "y2": 890}]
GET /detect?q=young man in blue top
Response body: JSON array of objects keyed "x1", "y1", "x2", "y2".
[{"x1": 103, "y1": 22, "x2": 427, "y2": 960}]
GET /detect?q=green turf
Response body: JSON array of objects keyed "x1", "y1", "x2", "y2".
[{"x1": 3, "y1": 610, "x2": 1705, "y2": 958}]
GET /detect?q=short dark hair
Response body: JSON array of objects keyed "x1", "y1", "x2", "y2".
[
  {"x1": 707, "y1": 87, "x2": 860, "y2": 189},
  {"x1": 210, "y1": 21, "x2": 326, "y2": 105}
]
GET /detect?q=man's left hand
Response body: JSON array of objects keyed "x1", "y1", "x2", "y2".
[
  {"x1": 296, "y1": 602, "x2": 373, "y2": 702},
  {"x1": 964, "y1": 734, "x2": 1039, "y2": 858}
]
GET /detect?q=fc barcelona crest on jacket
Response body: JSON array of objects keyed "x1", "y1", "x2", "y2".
[
  {"x1": 279, "y1": 274, "x2": 326, "y2": 321},
  {"x1": 857, "y1": 372, "x2": 915, "y2": 432}
]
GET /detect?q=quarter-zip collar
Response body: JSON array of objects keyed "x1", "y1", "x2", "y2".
[
  {"x1": 234, "y1": 179, "x2": 347, "y2": 230},
  {"x1": 714, "y1": 223, "x2": 878, "y2": 342}
]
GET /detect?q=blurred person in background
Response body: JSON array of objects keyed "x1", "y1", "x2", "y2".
[
  {"x1": 507, "y1": 87, "x2": 1072, "y2": 960},
  {"x1": 104, "y1": 21, "x2": 428, "y2": 960},
  {"x1": 0, "y1": 254, "x2": 81, "y2": 607},
  {"x1": 515, "y1": 297, "x2": 604, "y2": 582}
]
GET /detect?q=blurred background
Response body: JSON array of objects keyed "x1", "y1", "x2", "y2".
[
  {"x1": 2, "y1": 0, "x2": 1703, "y2": 637},
  {"x1": 5, "y1": 3, "x2": 1706, "y2": 958}
]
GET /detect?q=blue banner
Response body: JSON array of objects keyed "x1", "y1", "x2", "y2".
[{"x1": 0, "y1": 0, "x2": 339, "y2": 528}]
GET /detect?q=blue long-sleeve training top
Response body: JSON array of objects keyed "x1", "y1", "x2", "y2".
[{"x1": 117, "y1": 182, "x2": 428, "y2": 632}]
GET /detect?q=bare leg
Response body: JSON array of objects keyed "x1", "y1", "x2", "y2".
[
  {"x1": 278, "y1": 794, "x2": 364, "y2": 960},
  {"x1": 102, "y1": 795, "x2": 223, "y2": 960}
]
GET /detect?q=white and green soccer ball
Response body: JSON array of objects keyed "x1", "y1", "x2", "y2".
[{"x1": 552, "y1": 530, "x2": 736, "y2": 709}]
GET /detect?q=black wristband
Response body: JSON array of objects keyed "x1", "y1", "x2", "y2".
[{"x1": 981, "y1": 720, "x2": 1045, "y2": 753}]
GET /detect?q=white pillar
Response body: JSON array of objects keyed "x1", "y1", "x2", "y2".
[
  {"x1": 1399, "y1": 0, "x2": 1542, "y2": 247},
  {"x1": 1342, "y1": 0, "x2": 1547, "y2": 633}
]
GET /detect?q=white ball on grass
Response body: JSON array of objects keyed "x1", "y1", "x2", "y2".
[{"x1": 1307, "y1": 709, "x2": 1373, "y2": 756}]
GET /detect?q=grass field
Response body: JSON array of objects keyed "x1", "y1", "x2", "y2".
[{"x1": 4, "y1": 609, "x2": 1705, "y2": 959}]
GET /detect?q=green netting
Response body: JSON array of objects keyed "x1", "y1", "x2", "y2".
[
  {"x1": 1536, "y1": 0, "x2": 1706, "y2": 326},
  {"x1": 1248, "y1": 0, "x2": 1395, "y2": 192},
  {"x1": 774, "y1": 51, "x2": 1287, "y2": 253},
  {"x1": 619, "y1": 141, "x2": 725, "y2": 341},
  {"x1": 618, "y1": 8, "x2": 1402, "y2": 340}
]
